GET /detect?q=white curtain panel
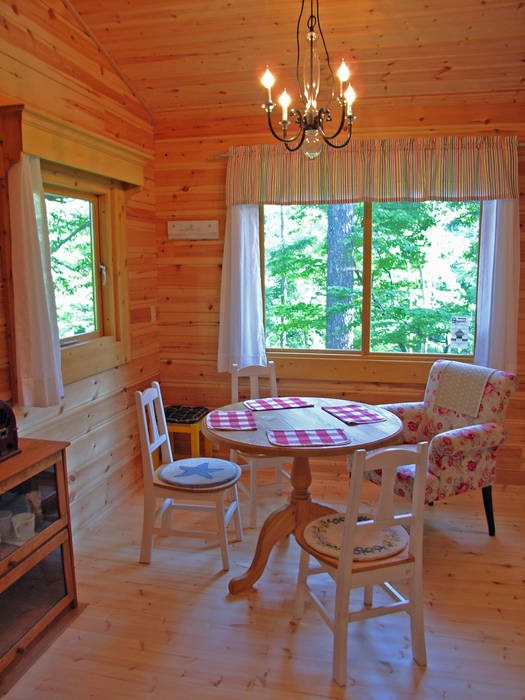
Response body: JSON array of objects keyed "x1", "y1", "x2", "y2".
[
  {"x1": 218, "y1": 204, "x2": 267, "y2": 372},
  {"x1": 8, "y1": 154, "x2": 64, "y2": 406},
  {"x1": 475, "y1": 199, "x2": 520, "y2": 373}
]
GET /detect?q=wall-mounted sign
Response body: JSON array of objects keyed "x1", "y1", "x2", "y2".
[{"x1": 167, "y1": 220, "x2": 219, "y2": 240}]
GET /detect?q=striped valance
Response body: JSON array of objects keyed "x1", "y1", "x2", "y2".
[{"x1": 226, "y1": 136, "x2": 518, "y2": 205}]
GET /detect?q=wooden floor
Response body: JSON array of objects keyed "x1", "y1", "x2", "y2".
[{"x1": 2, "y1": 461, "x2": 524, "y2": 699}]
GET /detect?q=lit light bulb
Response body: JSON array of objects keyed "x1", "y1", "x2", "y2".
[
  {"x1": 278, "y1": 89, "x2": 291, "y2": 122},
  {"x1": 303, "y1": 130, "x2": 322, "y2": 159},
  {"x1": 337, "y1": 60, "x2": 350, "y2": 95},
  {"x1": 344, "y1": 84, "x2": 356, "y2": 115},
  {"x1": 261, "y1": 68, "x2": 275, "y2": 102}
]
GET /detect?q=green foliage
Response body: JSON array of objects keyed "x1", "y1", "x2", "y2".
[
  {"x1": 264, "y1": 200, "x2": 480, "y2": 354},
  {"x1": 45, "y1": 193, "x2": 97, "y2": 339}
]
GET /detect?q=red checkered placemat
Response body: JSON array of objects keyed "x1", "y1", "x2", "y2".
[
  {"x1": 207, "y1": 410, "x2": 257, "y2": 430},
  {"x1": 244, "y1": 397, "x2": 314, "y2": 411},
  {"x1": 322, "y1": 404, "x2": 385, "y2": 424},
  {"x1": 266, "y1": 428, "x2": 350, "y2": 447}
]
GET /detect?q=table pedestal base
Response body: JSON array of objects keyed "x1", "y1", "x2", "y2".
[{"x1": 228, "y1": 454, "x2": 337, "y2": 594}]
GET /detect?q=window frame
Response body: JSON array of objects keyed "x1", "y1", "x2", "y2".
[
  {"x1": 41, "y1": 160, "x2": 131, "y2": 385},
  {"x1": 260, "y1": 202, "x2": 481, "y2": 384}
]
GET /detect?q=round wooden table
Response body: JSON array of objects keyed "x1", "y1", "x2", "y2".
[{"x1": 201, "y1": 397, "x2": 402, "y2": 594}]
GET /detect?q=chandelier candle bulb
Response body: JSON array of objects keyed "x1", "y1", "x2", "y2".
[
  {"x1": 337, "y1": 59, "x2": 350, "y2": 95},
  {"x1": 344, "y1": 84, "x2": 356, "y2": 115},
  {"x1": 278, "y1": 89, "x2": 291, "y2": 122},
  {"x1": 261, "y1": 67, "x2": 275, "y2": 103}
]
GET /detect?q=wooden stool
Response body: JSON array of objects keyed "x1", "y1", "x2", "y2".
[{"x1": 164, "y1": 405, "x2": 213, "y2": 458}]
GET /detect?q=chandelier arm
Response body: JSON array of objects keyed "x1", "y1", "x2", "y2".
[
  {"x1": 320, "y1": 121, "x2": 353, "y2": 149},
  {"x1": 284, "y1": 129, "x2": 307, "y2": 152},
  {"x1": 318, "y1": 103, "x2": 346, "y2": 140},
  {"x1": 265, "y1": 109, "x2": 305, "y2": 144}
]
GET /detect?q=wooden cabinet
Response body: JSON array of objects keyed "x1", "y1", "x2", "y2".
[{"x1": 0, "y1": 438, "x2": 77, "y2": 674}]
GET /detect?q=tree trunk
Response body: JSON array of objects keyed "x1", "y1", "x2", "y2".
[{"x1": 326, "y1": 204, "x2": 356, "y2": 349}]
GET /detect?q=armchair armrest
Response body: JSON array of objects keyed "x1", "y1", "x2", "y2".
[
  {"x1": 429, "y1": 423, "x2": 507, "y2": 459},
  {"x1": 378, "y1": 401, "x2": 426, "y2": 443},
  {"x1": 428, "y1": 423, "x2": 507, "y2": 496}
]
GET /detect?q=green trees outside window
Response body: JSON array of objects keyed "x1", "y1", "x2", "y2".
[
  {"x1": 263, "y1": 201, "x2": 480, "y2": 355},
  {"x1": 44, "y1": 191, "x2": 99, "y2": 340}
]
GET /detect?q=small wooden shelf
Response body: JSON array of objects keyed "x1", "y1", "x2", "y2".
[{"x1": 0, "y1": 438, "x2": 77, "y2": 674}]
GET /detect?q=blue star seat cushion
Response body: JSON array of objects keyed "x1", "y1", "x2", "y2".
[{"x1": 158, "y1": 458, "x2": 241, "y2": 488}]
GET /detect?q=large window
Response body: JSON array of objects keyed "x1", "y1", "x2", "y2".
[{"x1": 263, "y1": 201, "x2": 480, "y2": 356}]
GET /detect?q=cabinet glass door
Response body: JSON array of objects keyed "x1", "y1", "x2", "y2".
[
  {"x1": 0, "y1": 539, "x2": 68, "y2": 659},
  {"x1": 0, "y1": 465, "x2": 59, "y2": 560}
]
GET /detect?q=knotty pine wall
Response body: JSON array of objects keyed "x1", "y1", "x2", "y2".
[
  {"x1": 154, "y1": 99, "x2": 525, "y2": 484},
  {"x1": 0, "y1": 0, "x2": 159, "y2": 530}
]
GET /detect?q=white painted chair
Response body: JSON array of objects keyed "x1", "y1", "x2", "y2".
[
  {"x1": 294, "y1": 442, "x2": 429, "y2": 686},
  {"x1": 230, "y1": 361, "x2": 291, "y2": 528},
  {"x1": 135, "y1": 381, "x2": 243, "y2": 571}
]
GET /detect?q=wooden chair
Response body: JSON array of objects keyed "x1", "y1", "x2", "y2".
[
  {"x1": 135, "y1": 381, "x2": 243, "y2": 571},
  {"x1": 367, "y1": 360, "x2": 519, "y2": 535},
  {"x1": 230, "y1": 361, "x2": 291, "y2": 528},
  {"x1": 294, "y1": 442, "x2": 429, "y2": 687}
]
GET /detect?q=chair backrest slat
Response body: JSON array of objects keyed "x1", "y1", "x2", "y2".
[{"x1": 135, "y1": 381, "x2": 174, "y2": 487}]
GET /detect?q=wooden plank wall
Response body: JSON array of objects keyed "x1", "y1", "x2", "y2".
[
  {"x1": 0, "y1": 0, "x2": 159, "y2": 530},
  {"x1": 155, "y1": 99, "x2": 525, "y2": 484}
]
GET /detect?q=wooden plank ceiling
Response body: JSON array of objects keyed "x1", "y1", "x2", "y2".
[{"x1": 68, "y1": 0, "x2": 524, "y2": 116}]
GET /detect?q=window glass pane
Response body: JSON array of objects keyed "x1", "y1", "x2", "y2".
[
  {"x1": 264, "y1": 204, "x2": 364, "y2": 350},
  {"x1": 44, "y1": 193, "x2": 97, "y2": 339},
  {"x1": 370, "y1": 201, "x2": 480, "y2": 354}
]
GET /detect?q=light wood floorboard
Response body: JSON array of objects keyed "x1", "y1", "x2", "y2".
[{"x1": 1, "y1": 461, "x2": 524, "y2": 699}]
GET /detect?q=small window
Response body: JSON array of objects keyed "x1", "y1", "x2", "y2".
[
  {"x1": 44, "y1": 188, "x2": 101, "y2": 342},
  {"x1": 263, "y1": 201, "x2": 480, "y2": 356},
  {"x1": 41, "y1": 161, "x2": 130, "y2": 385}
]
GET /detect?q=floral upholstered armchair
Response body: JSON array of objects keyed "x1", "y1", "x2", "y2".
[{"x1": 366, "y1": 360, "x2": 518, "y2": 535}]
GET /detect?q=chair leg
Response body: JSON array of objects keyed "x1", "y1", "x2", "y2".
[
  {"x1": 274, "y1": 463, "x2": 283, "y2": 495},
  {"x1": 216, "y1": 492, "x2": 230, "y2": 571},
  {"x1": 332, "y1": 586, "x2": 350, "y2": 686},
  {"x1": 364, "y1": 584, "x2": 373, "y2": 607},
  {"x1": 482, "y1": 486, "x2": 495, "y2": 536},
  {"x1": 139, "y1": 497, "x2": 154, "y2": 564},
  {"x1": 294, "y1": 549, "x2": 310, "y2": 619},
  {"x1": 249, "y1": 463, "x2": 258, "y2": 529},
  {"x1": 231, "y1": 484, "x2": 243, "y2": 542},
  {"x1": 189, "y1": 423, "x2": 200, "y2": 457},
  {"x1": 408, "y1": 573, "x2": 427, "y2": 666},
  {"x1": 161, "y1": 502, "x2": 172, "y2": 531}
]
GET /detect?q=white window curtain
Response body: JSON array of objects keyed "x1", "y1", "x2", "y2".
[
  {"x1": 475, "y1": 199, "x2": 520, "y2": 373},
  {"x1": 8, "y1": 154, "x2": 64, "y2": 406},
  {"x1": 218, "y1": 204, "x2": 267, "y2": 371}
]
